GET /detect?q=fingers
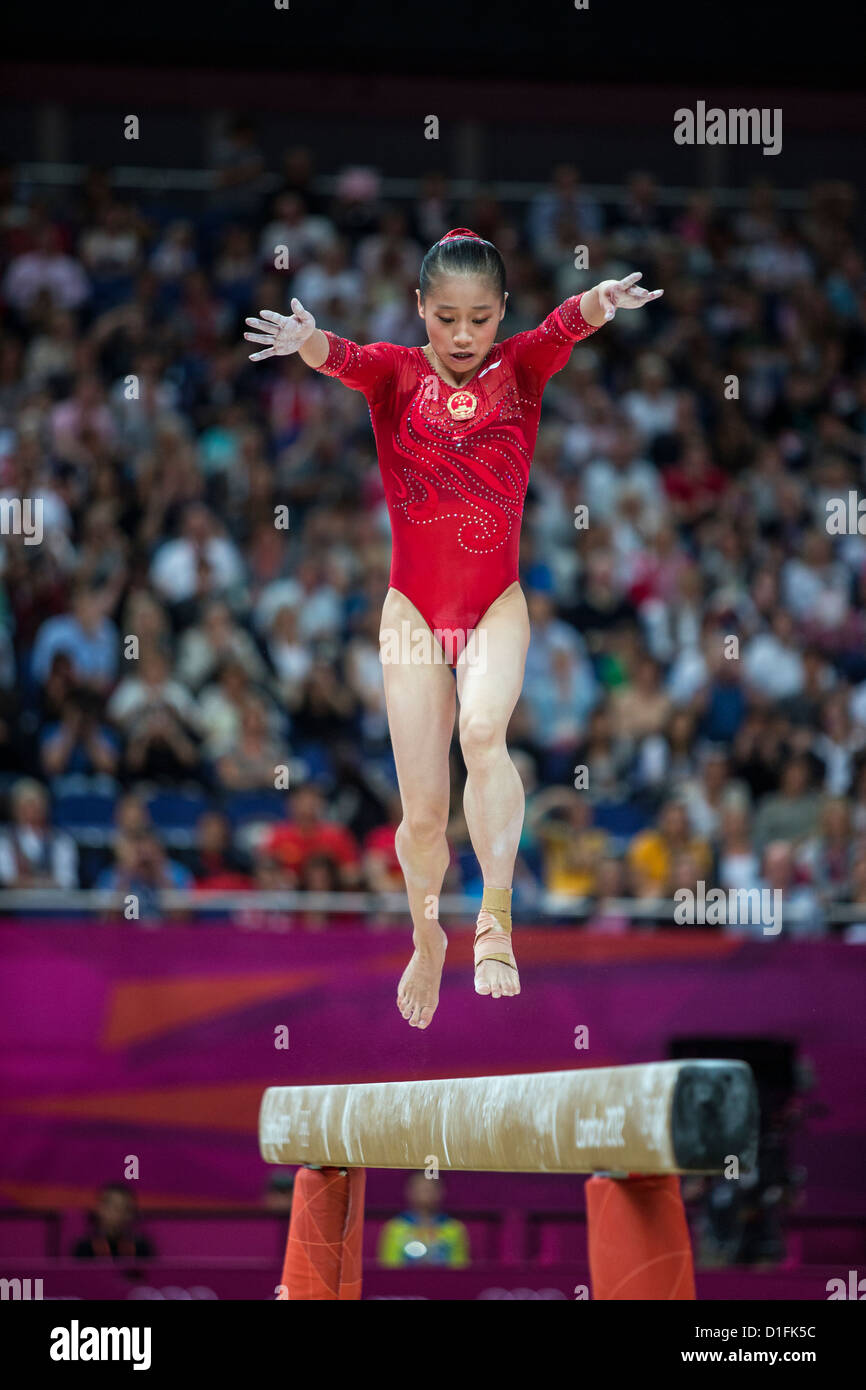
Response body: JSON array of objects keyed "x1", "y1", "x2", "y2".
[
  {"x1": 620, "y1": 286, "x2": 665, "y2": 309},
  {"x1": 248, "y1": 347, "x2": 275, "y2": 362},
  {"x1": 290, "y1": 297, "x2": 311, "y2": 321},
  {"x1": 244, "y1": 332, "x2": 274, "y2": 345},
  {"x1": 244, "y1": 316, "x2": 274, "y2": 332},
  {"x1": 607, "y1": 274, "x2": 664, "y2": 313},
  {"x1": 260, "y1": 309, "x2": 287, "y2": 324}
]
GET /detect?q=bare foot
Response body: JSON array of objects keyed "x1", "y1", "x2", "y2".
[{"x1": 397, "y1": 922, "x2": 448, "y2": 1029}]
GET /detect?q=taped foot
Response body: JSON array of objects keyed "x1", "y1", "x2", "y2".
[{"x1": 474, "y1": 886, "x2": 520, "y2": 999}]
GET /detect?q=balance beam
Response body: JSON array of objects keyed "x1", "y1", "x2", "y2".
[{"x1": 260, "y1": 1059, "x2": 758, "y2": 1176}]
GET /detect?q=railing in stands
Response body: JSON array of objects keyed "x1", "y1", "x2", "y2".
[
  {"x1": 12, "y1": 165, "x2": 810, "y2": 209},
  {"x1": 1, "y1": 888, "x2": 860, "y2": 924}
]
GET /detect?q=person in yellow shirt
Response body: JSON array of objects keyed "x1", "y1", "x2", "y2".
[
  {"x1": 627, "y1": 798, "x2": 712, "y2": 896},
  {"x1": 526, "y1": 786, "x2": 610, "y2": 896},
  {"x1": 378, "y1": 1173, "x2": 469, "y2": 1268}
]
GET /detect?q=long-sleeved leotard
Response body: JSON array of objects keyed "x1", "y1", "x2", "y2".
[{"x1": 313, "y1": 294, "x2": 600, "y2": 660}]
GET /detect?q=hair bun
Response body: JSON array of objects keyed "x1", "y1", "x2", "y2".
[{"x1": 439, "y1": 227, "x2": 483, "y2": 243}]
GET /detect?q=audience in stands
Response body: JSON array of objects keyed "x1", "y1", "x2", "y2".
[{"x1": 1, "y1": 154, "x2": 864, "y2": 932}]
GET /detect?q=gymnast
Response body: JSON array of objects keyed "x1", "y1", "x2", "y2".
[{"x1": 245, "y1": 228, "x2": 662, "y2": 1029}]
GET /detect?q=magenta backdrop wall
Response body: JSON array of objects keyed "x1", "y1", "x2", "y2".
[{"x1": 0, "y1": 925, "x2": 863, "y2": 1221}]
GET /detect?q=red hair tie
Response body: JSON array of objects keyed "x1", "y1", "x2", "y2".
[{"x1": 438, "y1": 227, "x2": 483, "y2": 244}]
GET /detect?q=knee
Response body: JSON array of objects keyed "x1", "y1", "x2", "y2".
[
  {"x1": 397, "y1": 811, "x2": 448, "y2": 849},
  {"x1": 459, "y1": 713, "x2": 503, "y2": 766}
]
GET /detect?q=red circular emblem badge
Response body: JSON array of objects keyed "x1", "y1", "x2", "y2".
[{"x1": 447, "y1": 390, "x2": 478, "y2": 421}]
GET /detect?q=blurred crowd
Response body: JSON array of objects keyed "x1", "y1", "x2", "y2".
[{"x1": 1, "y1": 128, "x2": 865, "y2": 933}]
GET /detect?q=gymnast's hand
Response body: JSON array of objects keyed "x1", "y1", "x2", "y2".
[
  {"x1": 596, "y1": 272, "x2": 664, "y2": 322},
  {"x1": 244, "y1": 297, "x2": 317, "y2": 361}
]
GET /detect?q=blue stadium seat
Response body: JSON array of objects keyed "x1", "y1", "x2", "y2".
[
  {"x1": 53, "y1": 791, "x2": 116, "y2": 843},
  {"x1": 290, "y1": 744, "x2": 335, "y2": 782},
  {"x1": 146, "y1": 791, "x2": 210, "y2": 830},
  {"x1": 224, "y1": 791, "x2": 286, "y2": 827},
  {"x1": 145, "y1": 791, "x2": 211, "y2": 847},
  {"x1": 591, "y1": 802, "x2": 652, "y2": 837}
]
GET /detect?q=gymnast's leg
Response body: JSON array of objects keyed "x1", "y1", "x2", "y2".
[
  {"x1": 456, "y1": 582, "x2": 529, "y2": 999},
  {"x1": 380, "y1": 586, "x2": 456, "y2": 1029}
]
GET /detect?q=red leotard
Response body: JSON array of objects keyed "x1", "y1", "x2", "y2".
[{"x1": 313, "y1": 294, "x2": 600, "y2": 659}]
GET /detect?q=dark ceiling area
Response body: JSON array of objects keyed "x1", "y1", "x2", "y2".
[{"x1": 3, "y1": 0, "x2": 861, "y2": 89}]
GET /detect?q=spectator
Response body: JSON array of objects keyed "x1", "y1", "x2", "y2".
[
  {"x1": 522, "y1": 642, "x2": 598, "y2": 774},
  {"x1": 622, "y1": 354, "x2": 678, "y2": 445},
  {"x1": 296, "y1": 853, "x2": 348, "y2": 929},
  {"x1": 50, "y1": 371, "x2": 118, "y2": 463},
  {"x1": 813, "y1": 689, "x2": 866, "y2": 796},
  {"x1": 795, "y1": 796, "x2": 854, "y2": 903},
  {"x1": 378, "y1": 1173, "x2": 469, "y2": 1268},
  {"x1": 527, "y1": 163, "x2": 604, "y2": 261},
  {"x1": 113, "y1": 790, "x2": 153, "y2": 837},
  {"x1": 527, "y1": 788, "x2": 609, "y2": 897},
  {"x1": 679, "y1": 745, "x2": 749, "y2": 844},
  {"x1": 95, "y1": 829, "x2": 194, "y2": 910},
  {"x1": 573, "y1": 706, "x2": 633, "y2": 802},
  {"x1": 39, "y1": 686, "x2": 119, "y2": 778},
  {"x1": 585, "y1": 857, "x2": 631, "y2": 933},
  {"x1": 197, "y1": 658, "x2": 260, "y2": 759},
  {"x1": 149, "y1": 502, "x2": 245, "y2": 609},
  {"x1": 72, "y1": 1183, "x2": 154, "y2": 1259},
  {"x1": 627, "y1": 799, "x2": 712, "y2": 897},
  {"x1": 190, "y1": 810, "x2": 252, "y2": 887},
  {"x1": 752, "y1": 755, "x2": 822, "y2": 853},
  {"x1": 31, "y1": 586, "x2": 118, "y2": 693},
  {"x1": 107, "y1": 647, "x2": 202, "y2": 781},
  {"x1": 2, "y1": 222, "x2": 90, "y2": 316},
  {"x1": 175, "y1": 598, "x2": 269, "y2": 692},
  {"x1": 265, "y1": 603, "x2": 314, "y2": 709},
  {"x1": 262, "y1": 1172, "x2": 294, "y2": 1215},
  {"x1": 609, "y1": 653, "x2": 672, "y2": 742},
  {"x1": 634, "y1": 706, "x2": 699, "y2": 795},
  {"x1": 290, "y1": 238, "x2": 363, "y2": 324},
  {"x1": 715, "y1": 803, "x2": 762, "y2": 893},
  {"x1": 215, "y1": 696, "x2": 290, "y2": 791},
  {"x1": 210, "y1": 116, "x2": 267, "y2": 219},
  {"x1": 290, "y1": 653, "x2": 358, "y2": 749},
  {"x1": 757, "y1": 841, "x2": 825, "y2": 938},
  {"x1": 261, "y1": 782, "x2": 361, "y2": 889},
  {"x1": 743, "y1": 609, "x2": 806, "y2": 702},
  {"x1": 0, "y1": 777, "x2": 78, "y2": 888},
  {"x1": 258, "y1": 191, "x2": 335, "y2": 271}
]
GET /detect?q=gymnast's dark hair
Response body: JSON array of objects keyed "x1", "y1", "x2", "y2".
[{"x1": 419, "y1": 228, "x2": 507, "y2": 302}]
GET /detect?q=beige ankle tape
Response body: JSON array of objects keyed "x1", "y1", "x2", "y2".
[
  {"x1": 481, "y1": 885, "x2": 512, "y2": 923},
  {"x1": 475, "y1": 887, "x2": 515, "y2": 970}
]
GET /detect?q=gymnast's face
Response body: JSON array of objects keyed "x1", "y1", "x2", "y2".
[{"x1": 417, "y1": 275, "x2": 507, "y2": 382}]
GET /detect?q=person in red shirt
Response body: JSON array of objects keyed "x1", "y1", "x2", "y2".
[
  {"x1": 662, "y1": 438, "x2": 729, "y2": 525},
  {"x1": 191, "y1": 809, "x2": 253, "y2": 888},
  {"x1": 262, "y1": 781, "x2": 361, "y2": 889},
  {"x1": 246, "y1": 231, "x2": 663, "y2": 1029}
]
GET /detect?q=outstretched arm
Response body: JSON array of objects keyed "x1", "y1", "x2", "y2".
[
  {"x1": 244, "y1": 296, "x2": 398, "y2": 402},
  {"x1": 244, "y1": 297, "x2": 328, "y2": 367},
  {"x1": 580, "y1": 271, "x2": 663, "y2": 326},
  {"x1": 509, "y1": 271, "x2": 664, "y2": 395}
]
